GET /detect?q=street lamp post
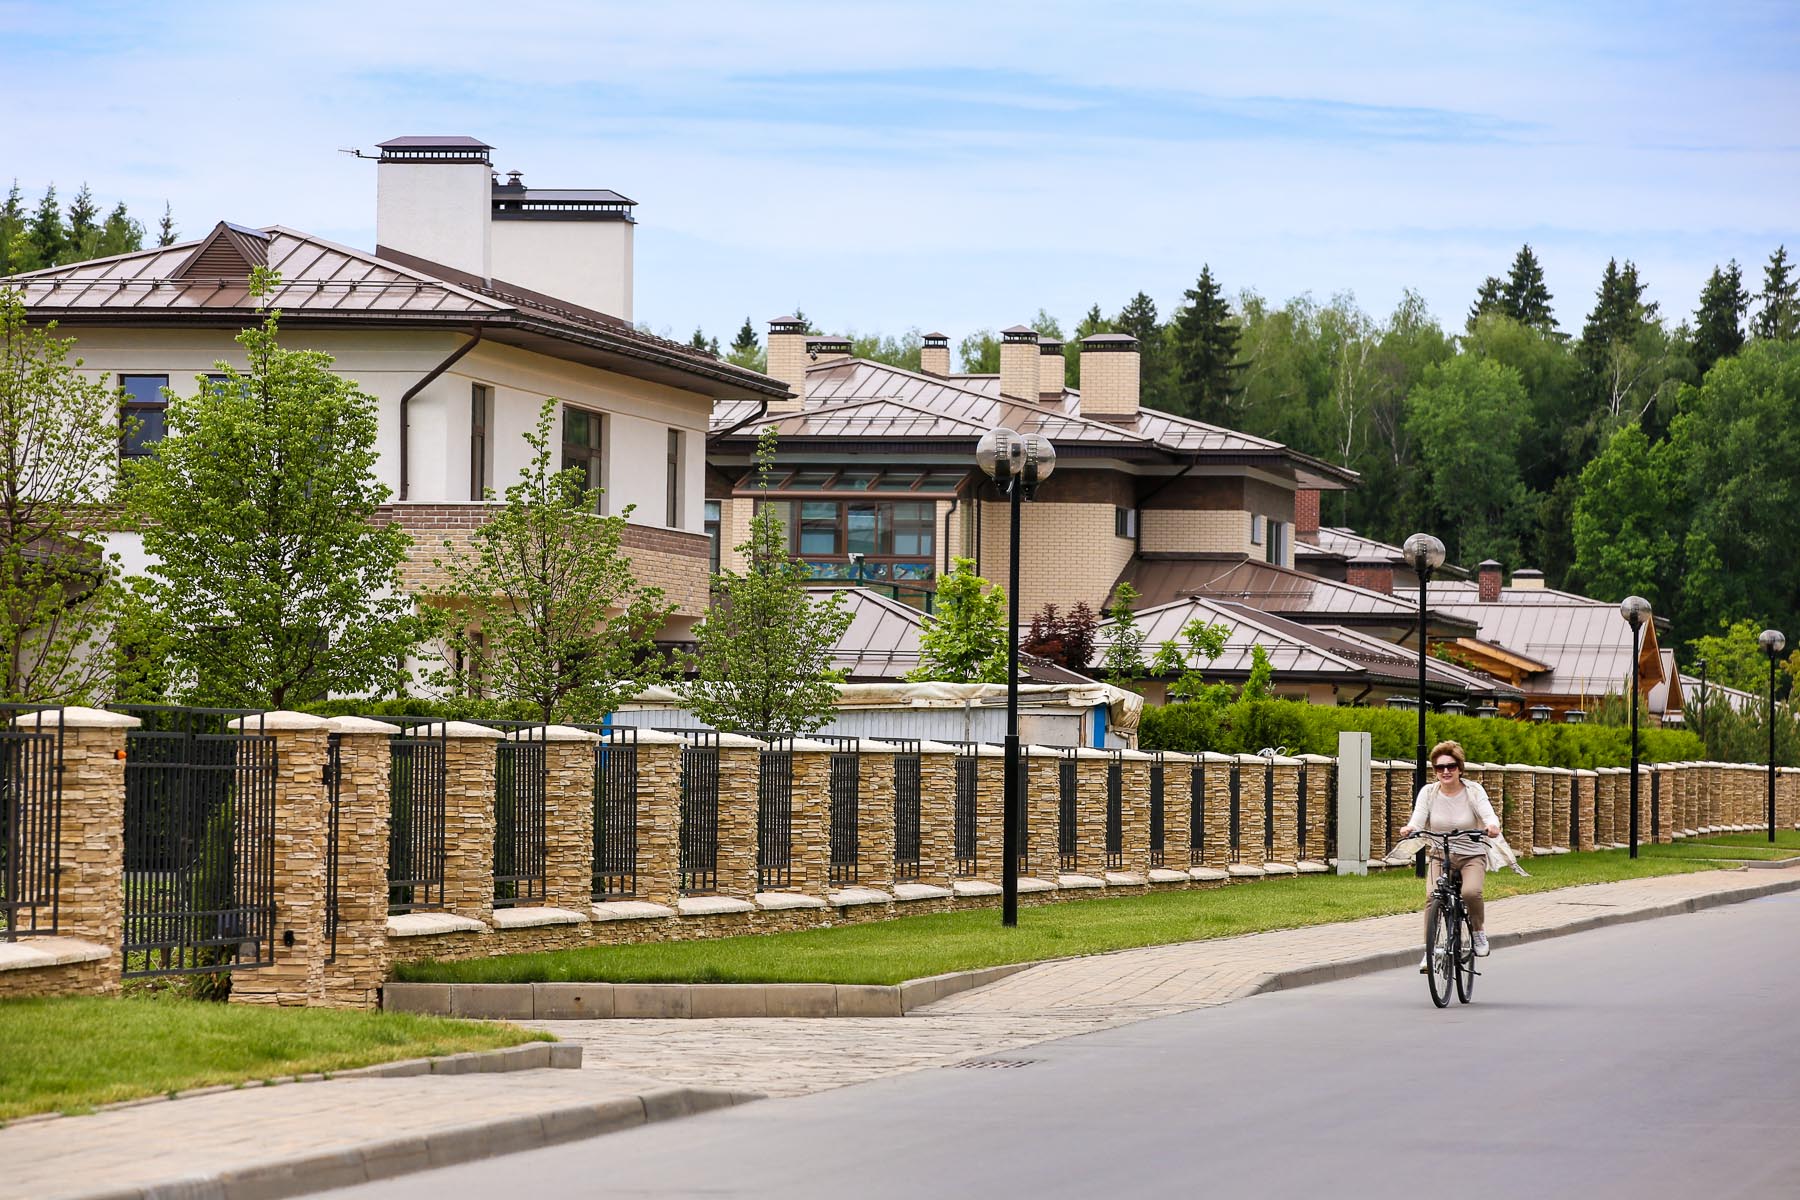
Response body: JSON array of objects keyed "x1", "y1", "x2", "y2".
[
  {"x1": 1695, "y1": 657, "x2": 1708, "y2": 743},
  {"x1": 1759, "y1": 629, "x2": 1786, "y2": 843},
  {"x1": 1620, "y1": 596, "x2": 1652, "y2": 859},
  {"x1": 1402, "y1": 533, "x2": 1446, "y2": 878},
  {"x1": 976, "y1": 427, "x2": 1056, "y2": 927}
]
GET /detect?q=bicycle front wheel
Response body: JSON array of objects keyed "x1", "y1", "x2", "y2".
[
  {"x1": 1426, "y1": 903, "x2": 1453, "y2": 1008},
  {"x1": 1455, "y1": 907, "x2": 1477, "y2": 1004}
]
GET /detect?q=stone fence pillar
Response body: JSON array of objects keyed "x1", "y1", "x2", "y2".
[
  {"x1": 782, "y1": 742, "x2": 833, "y2": 899},
  {"x1": 8, "y1": 706, "x2": 137, "y2": 998},
  {"x1": 1026, "y1": 747, "x2": 1062, "y2": 880},
  {"x1": 1200, "y1": 753, "x2": 1235, "y2": 870},
  {"x1": 1115, "y1": 749, "x2": 1153, "y2": 881},
  {"x1": 425, "y1": 721, "x2": 503, "y2": 927},
  {"x1": 973, "y1": 745, "x2": 1006, "y2": 887},
  {"x1": 1594, "y1": 768, "x2": 1618, "y2": 848},
  {"x1": 1155, "y1": 752, "x2": 1195, "y2": 877},
  {"x1": 320, "y1": 716, "x2": 395, "y2": 1009},
  {"x1": 1573, "y1": 768, "x2": 1597, "y2": 852},
  {"x1": 1498, "y1": 765, "x2": 1532, "y2": 856},
  {"x1": 1297, "y1": 754, "x2": 1333, "y2": 865},
  {"x1": 1072, "y1": 749, "x2": 1110, "y2": 881},
  {"x1": 855, "y1": 741, "x2": 898, "y2": 895},
  {"x1": 228, "y1": 711, "x2": 330, "y2": 1007},
  {"x1": 1548, "y1": 767, "x2": 1573, "y2": 852},
  {"x1": 915, "y1": 743, "x2": 959, "y2": 888},
  {"x1": 624, "y1": 731, "x2": 683, "y2": 909},
  {"x1": 712, "y1": 733, "x2": 763, "y2": 900},
  {"x1": 1267, "y1": 756, "x2": 1301, "y2": 867},
  {"x1": 538, "y1": 726, "x2": 599, "y2": 914}
]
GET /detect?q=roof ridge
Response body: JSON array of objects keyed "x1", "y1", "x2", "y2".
[{"x1": 0, "y1": 234, "x2": 210, "y2": 282}]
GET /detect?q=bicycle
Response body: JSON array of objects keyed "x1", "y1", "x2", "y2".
[{"x1": 1411, "y1": 829, "x2": 1487, "y2": 1008}]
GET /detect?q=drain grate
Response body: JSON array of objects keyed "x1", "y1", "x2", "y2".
[{"x1": 948, "y1": 1058, "x2": 1039, "y2": 1070}]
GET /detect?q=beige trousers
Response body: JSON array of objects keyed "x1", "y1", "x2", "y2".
[{"x1": 1424, "y1": 852, "x2": 1487, "y2": 937}]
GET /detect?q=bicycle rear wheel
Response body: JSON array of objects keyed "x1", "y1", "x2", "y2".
[
  {"x1": 1425, "y1": 903, "x2": 1453, "y2": 1008},
  {"x1": 1455, "y1": 907, "x2": 1477, "y2": 1004}
]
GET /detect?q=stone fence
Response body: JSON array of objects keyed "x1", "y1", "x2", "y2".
[{"x1": 2, "y1": 706, "x2": 1796, "y2": 1008}]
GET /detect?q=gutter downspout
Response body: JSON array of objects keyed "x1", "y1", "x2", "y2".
[
  {"x1": 400, "y1": 329, "x2": 483, "y2": 502},
  {"x1": 705, "y1": 397, "x2": 772, "y2": 446},
  {"x1": 1133, "y1": 452, "x2": 1203, "y2": 556}
]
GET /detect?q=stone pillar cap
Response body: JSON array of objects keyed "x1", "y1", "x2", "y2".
[
  {"x1": 785, "y1": 737, "x2": 844, "y2": 753},
  {"x1": 227, "y1": 710, "x2": 329, "y2": 732},
  {"x1": 12, "y1": 705, "x2": 140, "y2": 729},
  {"x1": 1295, "y1": 753, "x2": 1335, "y2": 763},
  {"x1": 599, "y1": 727, "x2": 687, "y2": 745},
  {"x1": 1575, "y1": 768, "x2": 1599, "y2": 776},
  {"x1": 325, "y1": 715, "x2": 402, "y2": 736},
  {"x1": 702, "y1": 731, "x2": 765, "y2": 749},
  {"x1": 1116, "y1": 748, "x2": 1157, "y2": 761},
  {"x1": 1197, "y1": 751, "x2": 1236, "y2": 763},
  {"x1": 418, "y1": 720, "x2": 505, "y2": 739},
  {"x1": 1154, "y1": 750, "x2": 1197, "y2": 763},
  {"x1": 520, "y1": 724, "x2": 599, "y2": 743},
  {"x1": 912, "y1": 739, "x2": 970, "y2": 754}
]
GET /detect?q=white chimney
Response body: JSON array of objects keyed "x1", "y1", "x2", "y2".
[
  {"x1": 375, "y1": 136, "x2": 493, "y2": 279},
  {"x1": 999, "y1": 325, "x2": 1039, "y2": 400},
  {"x1": 765, "y1": 316, "x2": 809, "y2": 412},
  {"x1": 1077, "y1": 333, "x2": 1140, "y2": 419},
  {"x1": 1038, "y1": 337, "x2": 1065, "y2": 397},
  {"x1": 920, "y1": 331, "x2": 951, "y2": 376}
]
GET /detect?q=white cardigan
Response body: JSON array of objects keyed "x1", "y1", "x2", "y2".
[{"x1": 1397, "y1": 781, "x2": 1528, "y2": 875}]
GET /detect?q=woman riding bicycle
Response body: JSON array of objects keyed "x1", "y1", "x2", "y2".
[{"x1": 1399, "y1": 740, "x2": 1500, "y2": 966}]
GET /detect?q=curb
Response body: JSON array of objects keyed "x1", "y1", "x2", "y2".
[
  {"x1": 1253, "y1": 873, "x2": 1800, "y2": 996},
  {"x1": 383, "y1": 962, "x2": 1036, "y2": 1020},
  {"x1": 67, "y1": 1085, "x2": 762, "y2": 1200}
]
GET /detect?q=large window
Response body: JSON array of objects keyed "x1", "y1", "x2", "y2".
[
  {"x1": 561, "y1": 406, "x2": 603, "y2": 512},
  {"x1": 1265, "y1": 519, "x2": 1289, "y2": 566},
  {"x1": 470, "y1": 384, "x2": 493, "y2": 500},
  {"x1": 119, "y1": 374, "x2": 168, "y2": 459},
  {"x1": 757, "y1": 498, "x2": 936, "y2": 590}
]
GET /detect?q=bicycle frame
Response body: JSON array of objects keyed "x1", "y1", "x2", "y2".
[{"x1": 1416, "y1": 829, "x2": 1484, "y2": 1006}]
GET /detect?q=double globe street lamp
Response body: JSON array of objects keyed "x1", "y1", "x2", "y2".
[
  {"x1": 1402, "y1": 533, "x2": 1446, "y2": 879},
  {"x1": 1759, "y1": 629, "x2": 1786, "y2": 842},
  {"x1": 976, "y1": 427, "x2": 1056, "y2": 927},
  {"x1": 1620, "y1": 596, "x2": 1651, "y2": 858}
]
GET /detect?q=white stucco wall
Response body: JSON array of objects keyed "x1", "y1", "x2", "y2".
[
  {"x1": 375, "y1": 159, "x2": 492, "y2": 279},
  {"x1": 488, "y1": 219, "x2": 633, "y2": 322}
]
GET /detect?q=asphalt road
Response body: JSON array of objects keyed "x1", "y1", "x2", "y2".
[{"x1": 339, "y1": 892, "x2": 1800, "y2": 1200}]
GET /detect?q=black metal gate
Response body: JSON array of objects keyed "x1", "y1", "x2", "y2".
[
  {"x1": 324, "y1": 733, "x2": 341, "y2": 963},
  {"x1": 1, "y1": 706, "x2": 63, "y2": 940},
  {"x1": 758, "y1": 738, "x2": 794, "y2": 890},
  {"x1": 680, "y1": 732, "x2": 720, "y2": 894},
  {"x1": 823, "y1": 736, "x2": 861, "y2": 887},
  {"x1": 1105, "y1": 752, "x2": 1124, "y2": 870},
  {"x1": 1228, "y1": 760, "x2": 1242, "y2": 864},
  {"x1": 493, "y1": 727, "x2": 547, "y2": 908},
  {"x1": 1296, "y1": 762, "x2": 1309, "y2": 862},
  {"x1": 1057, "y1": 749, "x2": 1079, "y2": 872},
  {"x1": 954, "y1": 746, "x2": 978, "y2": 876},
  {"x1": 890, "y1": 740, "x2": 922, "y2": 882},
  {"x1": 387, "y1": 722, "x2": 447, "y2": 914},
  {"x1": 118, "y1": 706, "x2": 276, "y2": 978},
  {"x1": 1262, "y1": 758, "x2": 1276, "y2": 859},
  {"x1": 1148, "y1": 754, "x2": 1165, "y2": 869},
  {"x1": 1190, "y1": 758, "x2": 1207, "y2": 866},
  {"x1": 594, "y1": 728, "x2": 638, "y2": 898}
]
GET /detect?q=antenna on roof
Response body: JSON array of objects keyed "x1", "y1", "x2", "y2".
[{"x1": 340, "y1": 147, "x2": 378, "y2": 160}]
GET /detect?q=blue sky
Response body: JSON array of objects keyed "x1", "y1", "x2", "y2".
[{"x1": 4, "y1": 0, "x2": 1797, "y2": 346}]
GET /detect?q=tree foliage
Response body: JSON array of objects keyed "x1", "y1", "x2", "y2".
[
  {"x1": 125, "y1": 269, "x2": 421, "y2": 707},
  {"x1": 1022, "y1": 600, "x2": 1099, "y2": 672},
  {"x1": 1754, "y1": 246, "x2": 1798, "y2": 342},
  {"x1": 1099, "y1": 581, "x2": 1147, "y2": 687},
  {"x1": 427, "y1": 398, "x2": 670, "y2": 722},
  {"x1": 0, "y1": 181, "x2": 154, "y2": 273},
  {"x1": 1171, "y1": 265, "x2": 1242, "y2": 423},
  {"x1": 0, "y1": 290, "x2": 123, "y2": 702},
  {"x1": 908, "y1": 557, "x2": 1009, "y2": 683},
  {"x1": 681, "y1": 430, "x2": 852, "y2": 734},
  {"x1": 1693, "y1": 260, "x2": 1748, "y2": 377}
]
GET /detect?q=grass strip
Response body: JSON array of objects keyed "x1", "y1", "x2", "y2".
[
  {"x1": 1638, "y1": 841, "x2": 1796, "y2": 861},
  {"x1": 396, "y1": 847, "x2": 1723, "y2": 987},
  {"x1": 1687, "y1": 829, "x2": 1800, "y2": 849},
  {"x1": 0, "y1": 996, "x2": 550, "y2": 1121}
]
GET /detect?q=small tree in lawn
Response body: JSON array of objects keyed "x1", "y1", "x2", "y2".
[
  {"x1": 124, "y1": 269, "x2": 422, "y2": 707},
  {"x1": 1150, "y1": 616, "x2": 1233, "y2": 704},
  {"x1": 1241, "y1": 643, "x2": 1276, "y2": 701},
  {"x1": 908, "y1": 556, "x2": 1009, "y2": 683},
  {"x1": 429, "y1": 398, "x2": 672, "y2": 723},
  {"x1": 1100, "y1": 581, "x2": 1148, "y2": 687},
  {"x1": 681, "y1": 429, "x2": 851, "y2": 735},
  {"x1": 0, "y1": 289, "x2": 123, "y2": 703}
]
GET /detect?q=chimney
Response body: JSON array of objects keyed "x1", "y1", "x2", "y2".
[
  {"x1": 1294, "y1": 488, "x2": 1320, "y2": 541},
  {"x1": 1478, "y1": 559, "x2": 1503, "y2": 603},
  {"x1": 999, "y1": 325, "x2": 1039, "y2": 400},
  {"x1": 1511, "y1": 568, "x2": 1546, "y2": 590},
  {"x1": 375, "y1": 135, "x2": 494, "y2": 279},
  {"x1": 806, "y1": 335, "x2": 852, "y2": 366},
  {"x1": 765, "y1": 316, "x2": 809, "y2": 412},
  {"x1": 1038, "y1": 337, "x2": 1065, "y2": 397},
  {"x1": 921, "y1": 331, "x2": 951, "y2": 376},
  {"x1": 1077, "y1": 333, "x2": 1140, "y2": 419},
  {"x1": 1347, "y1": 556, "x2": 1395, "y2": 596}
]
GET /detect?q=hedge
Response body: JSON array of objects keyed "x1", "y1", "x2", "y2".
[{"x1": 1139, "y1": 698, "x2": 1706, "y2": 768}]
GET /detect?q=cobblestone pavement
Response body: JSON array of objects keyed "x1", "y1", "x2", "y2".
[{"x1": 10, "y1": 867, "x2": 1791, "y2": 1200}]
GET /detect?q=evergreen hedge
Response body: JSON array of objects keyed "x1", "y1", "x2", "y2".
[{"x1": 1139, "y1": 698, "x2": 1706, "y2": 768}]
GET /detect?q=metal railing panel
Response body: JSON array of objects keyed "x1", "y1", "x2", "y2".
[
  {"x1": 594, "y1": 728, "x2": 639, "y2": 898},
  {"x1": 1105, "y1": 753, "x2": 1124, "y2": 870},
  {"x1": 386, "y1": 724, "x2": 448, "y2": 914},
  {"x1": 324, "y1": 733, "x2": 341, "y2": 963},
  {"x1": 0, "y1": 706, "x2": 63, "y2": 941},
  {"x1": 820, "y1": 735, "x2": 862, "y2": 887},
  {"x1": 1189, "y1": 760, "x2": 1206, "y2": 866},
  {"x1": 1057, "y1": 750, "x2": 1079, "y2": 872},
  {"x1": 757, "y1": 739, "x2": 794, "y2": 891},
  {"x1": 953, "y1": 746, "x2": 978, "y2": 876},
  {"x1": 679, "y1": 732, "x2": 721, "y2": 894},
  {"x1": 1148, "y1": 755, "x2": 1165, "y2": 869},
  {"x1": 889, "y1": 740, "x2": 922, "y2": 882}
]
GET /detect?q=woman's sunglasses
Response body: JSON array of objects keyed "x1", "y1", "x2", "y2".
[{"x1": 1433, "y1": 761, "x2": 1460, "y2": 772}]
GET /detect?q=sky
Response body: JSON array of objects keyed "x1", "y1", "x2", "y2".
[{"x1": 3, "y1": 0, "x2": 1797, "y2": 349}]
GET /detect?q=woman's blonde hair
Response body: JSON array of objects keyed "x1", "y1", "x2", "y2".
[{"x1": 1429, "y1": 740, "x2": 1465, "y2": 768}]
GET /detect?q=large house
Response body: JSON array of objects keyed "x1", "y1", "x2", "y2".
[{"x1": 6, "y1": 136, "x2": 789, "y2": 642}]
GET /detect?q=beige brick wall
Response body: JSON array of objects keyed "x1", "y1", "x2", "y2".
[
  {"x1": 1140, "y1": 508, "x2": 1258, "y2": 557},
  {"x1": 1079, "y1": 348, "x2": 1139, "y2": 418},
  {"x1": 980, "y1": 500, "x2": 1136, "y2": 616}
]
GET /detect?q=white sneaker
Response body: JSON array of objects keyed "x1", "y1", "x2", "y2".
[
  {"x1": 1419, "y1": 954, "x2": 1429, "y2": 974},
  {"x1": 1473, "y1": 932, "x2": 1490, "y2": 956}
]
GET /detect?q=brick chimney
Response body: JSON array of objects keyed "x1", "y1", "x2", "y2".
[
  {"x1": 1294, "y1": 488, "x2": 1320, "y2": 542},
  {"x1": 1038, "y1": 337, "x2": 1065, "y2": 397},
  {"x1": 999, "y1": 325, "x2": 1039, "y2": 400},
  {"x1": 765, "y1": 316, "x2": 809, "y2": 412},
  {"x1": 806, "y1": 335, "x2": 852, "y2": 365},
  {"x1": 1478, "y1": 559, "x2": 1503, "y2": 603},
  {"x1": 1077, "y1": 333, "x2": 1140, "y2": 419},
  {"x1": 921, "y1": 331, "x2": 951, "y2": 376},
  {"x1": 1511, "y1": 568, "x2": 1545, "y2": 590},
  {"x1": 1347, "y1": 556, "x2": 1395, "y2": 595}
]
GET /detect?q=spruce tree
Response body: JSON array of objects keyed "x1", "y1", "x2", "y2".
[
  {"x1": 98, "y1": 202, "x2": 144, "y2": 257},
  {"x1": 0, "y1": 182, "x2": 25, "y2": 275},
  {"x1": 157, "y1": 202, "x2": 177, "y2": 247},
  {"x1": 1115, "y1": 291, "x2": 1159, "y2": 346},
  {"x1": 1501, "y1": 244, "x2": 1556, "y2": 331},
  {"x1": 1692, "y1": 261, "x2": 1748, "y2": 376},
  {"x1": 1754, "y1": 246, "x2": 1799, "y2": 341},
  {"x1": 27, "y1": 186, "x2": 63, "y2": 268},
  {"x1": 65, "y1": 184, "x2": 99, "y2": 261},
  {"x1": 1171, "y1": 265, "x2": 1243, "y2": 422},
  {"x1": 1466, "y1": 275, "x2": 1504, "y2": 331},
  {"x1": 730, "y1": 317, "x2": 758, "y2": 357}
]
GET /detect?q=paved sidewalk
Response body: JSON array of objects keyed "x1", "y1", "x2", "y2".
[{"x1": 10, "y1": 866, "x2": 1793, "y2": 1200}]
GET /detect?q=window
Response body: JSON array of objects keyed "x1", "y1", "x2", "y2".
[
  {"x1": 470, "y1": 384, "x2": 493, "y2": 500},
  {"x1": 119, "y1": 374, "x2": 169, "y2": 459},
  {"x1": 665, "y1": 429, "x2": 682, "y2": 527},
  {"x1": 1249, "y1": 513, "x2": 1264, "y2": 545},
  {"x1": 704, "y1": 501, "x2": 722, "y2": 574},
  {"x1": 1114, "y1": 507, "x2": 1138, "y2": 538},
  {"x1": 1266, "y1": 519, "x2": 1289, "y2": 566},
  {"x1": 561, "y1": 406, "x2": 603, "y2": 512},
  {"x1": 755, "y1": 497, "x2": 938, "y2": 594}
]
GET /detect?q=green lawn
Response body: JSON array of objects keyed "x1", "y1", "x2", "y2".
[
  {"x1": 0, "y1": 996, "x2": 550, "y2": 1122},
  {"x1": 396, "y1": 848, "x2": 1727, "y2": 987},
  {"x1": 1639, "y1": 840, "x2": 1797, "y2": 861},
  {"x1": 1686, "y1": 829, "x2": 1800, "y2": 849}
]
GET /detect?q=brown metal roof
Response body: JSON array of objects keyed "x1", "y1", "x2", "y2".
[
  {"x1": 811, "y1": 586, "x2": 1082, "y2": 683},
  {"x1": 6, "y1": 227, "x2": 788, "y2": 402}
]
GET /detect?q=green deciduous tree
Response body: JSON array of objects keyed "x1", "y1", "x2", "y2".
[
  {"x1": 1099, "y1": 581, "x2": 1148, "y2": 687},
  {"x1": 125, "y1": 269, "x2": 422, "y2": 707},
  {"x1": 1693, "y1": 260, "x2": 1749, "y2": 377},
  {"x1": 1569, "y1": 423, "x2": 1683, "y2": 606},
  {"x1": 851, "y1": 328, "x2": 923, "y2": 371},
  {"x1": 0, "y1": 290, "x2": 123, "y2": 702},
  {"x1": 957, "y1": 329, "x2": 1000, "y2": 374},
  {"x1": 429, "y1": 397, "x2": 671, "y2": 722},
  {"x1": 681, "y1": 430, "x2": 851, "y2": 734},
  {"x1": 1149, "y1": 616, "x2": 1231, "y2": 703},
  {"x1": 908, "y1": 557, "x2": 1008, "y2": 683},
  {"x1": 1404, "y1": 355, "x2": 1531, "y2": 568}
]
